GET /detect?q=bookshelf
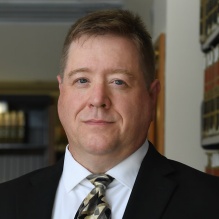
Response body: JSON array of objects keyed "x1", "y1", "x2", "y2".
[
  {"x1": 200, "y1": 0, "x2": 219, "y2": 175},
  {"x1": 0, "y1": 81, "x2": 67, "y2": 183}
]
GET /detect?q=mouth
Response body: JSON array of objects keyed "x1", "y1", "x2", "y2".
[{"x1": 84, "y1": 119, "x2": 114, "y2": 125}]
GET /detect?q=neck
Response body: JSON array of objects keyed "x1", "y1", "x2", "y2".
[{"x1": 68, "y1": 146, "x2": 139, "y2": 174}]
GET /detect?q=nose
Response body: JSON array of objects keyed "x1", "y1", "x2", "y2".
[{"x1": 88, "y1": 83, "x2": 111, "y2": 109}]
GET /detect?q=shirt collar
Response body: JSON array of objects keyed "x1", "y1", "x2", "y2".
[
  {"x1": 106, "y1": 140, "x2": 148, "y2": 189},
  {"x1": 62, "y1": 147, "x2": 91, "y2": 193},
  {"x1": 62, "y1": 140, "x2": 149, "y2": 192}
]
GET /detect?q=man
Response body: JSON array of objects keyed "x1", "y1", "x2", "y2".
[{"x1": 0, "y1": 9, "x2": 219, "y2": 219}]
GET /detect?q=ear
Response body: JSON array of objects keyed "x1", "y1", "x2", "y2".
[
  {"x1": 57, "y1": 74, "x2": 63, "y2": 91},
  {"x1": 149, "y1": 79, "x2": 161, "y2": 119}
]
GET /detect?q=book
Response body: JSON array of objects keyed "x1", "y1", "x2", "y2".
[{"x1": 205, "y1": 150, "x2": 219, "y2": 176}]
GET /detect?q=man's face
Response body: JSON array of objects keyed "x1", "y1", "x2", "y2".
[{"x1": 57, "y1": 34, "x2": 160, "y2": 169}]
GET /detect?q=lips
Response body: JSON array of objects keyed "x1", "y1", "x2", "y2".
[{"x1": 84, "y1": 119, "x2": 114, "y2": 125}]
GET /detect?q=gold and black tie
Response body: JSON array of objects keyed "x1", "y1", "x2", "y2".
[{"x1": 75, "y1": 174, "x2": 114, "y2": 219}]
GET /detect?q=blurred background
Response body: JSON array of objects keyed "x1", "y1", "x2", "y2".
[{"x1": 0, "y1": 0, "x2": 216, "y2": 182}]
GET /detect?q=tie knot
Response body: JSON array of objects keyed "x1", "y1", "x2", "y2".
[{"x1": 87, "y1": 174, "x2": 114, "y2": 190}]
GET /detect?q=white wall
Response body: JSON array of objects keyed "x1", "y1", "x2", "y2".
[{"x1": 163, "y1": 0, "x2": 206, "y2": 171}]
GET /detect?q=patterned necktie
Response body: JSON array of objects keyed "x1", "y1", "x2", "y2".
[{"x1": 75, "y1": 174, "x2": 114, "y2": 219}]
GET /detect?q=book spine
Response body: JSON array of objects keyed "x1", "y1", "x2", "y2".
[
  {"x1": 203, "y1": 50, "x2": 214, "y2": 137},
  {"x1": 200, "y1": 0, "x2": 219, "y2": 45},
  {"x1": 206, "y1": 151, "x2": 219, "y2": 176}
]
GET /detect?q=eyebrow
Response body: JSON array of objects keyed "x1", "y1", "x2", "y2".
[
  {"x1": 67, "y1": 68, "x2": 90, "y2": 78},
  {"x1": 67, "y1": 68, "x2": 134, "y2": 78},
  {"x1": 111, "y1": 69, "x2": 134, "y2": 78}
]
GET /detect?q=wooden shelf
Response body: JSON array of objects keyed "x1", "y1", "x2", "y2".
[
  {"x1": 0, "y1": 82, "x2": 62, "y2": 165},
  {"x1": 202, "y1": 135, "x2": 219, "y2": 150},
  {"x1": 0, "y1": 143, "x2": 46, "y2": 150}
]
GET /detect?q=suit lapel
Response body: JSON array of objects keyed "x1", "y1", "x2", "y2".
[
  {"x1": 123, "y1": 144, "x2": 177, "y2": 219},
  {"x1": 15, "y1": 145, "x2": 176, "y2": 219},
  {"x1": 16, "y1": 157, "x2": 64, "y2": 219}
]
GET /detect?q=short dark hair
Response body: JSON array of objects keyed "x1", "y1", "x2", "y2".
[{"x1": 60, "y1": 9, "x2": 155, "y2": 85}]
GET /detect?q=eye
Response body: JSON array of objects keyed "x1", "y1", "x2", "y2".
[
  {"x1": 114, "y1": 80, "x2": 125, "y2": 85},
  {"x1": 77, "y1": 78, "x2": 88, "y2": 84},
  {"x1": 72, "y1": 77, "x2": 90, "y2": 87}
]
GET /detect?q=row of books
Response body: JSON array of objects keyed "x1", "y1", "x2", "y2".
[
  {"x1": 199, "y1": 1, "x2": 219, "y2": 177},
  {"x1": 202, "y1": 44, "x2": 219, "y2": 137},
  {"x1": 0, "y1": 110, "x2": 25, "y2": 143},
  {"x1": 200, "y1": 0, "x2": 219, "y2": 44}
]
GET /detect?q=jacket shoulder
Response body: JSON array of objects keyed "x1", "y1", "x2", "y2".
[
  {"x1": 0, "y1": 156, "x2": 63, "y2": 188},
  {"x1": 0, "y1": 157, "x2": 63, "y2": 218},
  {"x1": 168, "y1": 158, "x2": 219, "y2": 183}
]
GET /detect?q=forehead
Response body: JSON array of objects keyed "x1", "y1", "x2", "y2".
[
  {"x1": 67, "y1": 34, "x2": 141, "y2": 66},
  {"x1": 63, "y1": 35, "x2": 147, "y2": 86},
  {"x1": 70, "y1": 34, "x2": 138, "y2": 51}
]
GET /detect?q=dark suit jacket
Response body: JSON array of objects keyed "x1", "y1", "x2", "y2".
[{"x1": 1, "y1": 144, "x2": 219, "y2": 219}]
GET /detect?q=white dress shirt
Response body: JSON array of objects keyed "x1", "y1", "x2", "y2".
[{"x1": 52, "y1": 140, "x2": 149, "y2": 219}]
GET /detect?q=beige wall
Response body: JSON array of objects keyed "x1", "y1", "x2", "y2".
[
  {"x1": 0, "y1": 23, "x2": 69, "y2": 81},
  {"x1": 124, "y1": 0, "x2": 153, "y2": 35}
]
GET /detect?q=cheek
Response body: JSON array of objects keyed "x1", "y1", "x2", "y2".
[
  {"x1": 119, "y1": 95, "x2": 152, "y2": 125},
  {"x1": 113, "y1": 98, "x2": 136, "y2": 125},
  {"x1": 58, "y1": 89, "x2": 86, "y2": 121},
  {"x1": 57, "y1": 94, "x2": 67, "y2": 124},
  {"x1": 58, "y1": 89, "x2": 73, "y2": 119}
]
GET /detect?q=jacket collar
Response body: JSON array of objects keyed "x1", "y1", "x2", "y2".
[
  {"x1": 16, "y1": 143, "x2": 177, "y2": 219},
  {"x1": 122, "y1": 143, "x2": 177, "y2": 219},
  {"x1": 16, "y1": 157, "x2": 64, "y2": 219}
]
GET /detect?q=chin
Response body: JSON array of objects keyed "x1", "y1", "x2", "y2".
[{"x1": 82, "y1": 138, "x2": 116, "y2": 155}]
